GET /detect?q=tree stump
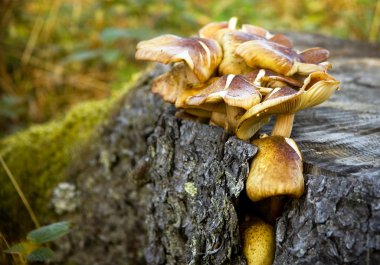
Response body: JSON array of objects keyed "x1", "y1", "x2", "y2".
[{"x1": 56, "y1": 34, "x2": 380, "y2": 265}]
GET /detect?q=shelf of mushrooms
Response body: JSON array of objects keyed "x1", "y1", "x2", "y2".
[{"x1": 135, "y1": 17, "x2": 340, "y2": 265}]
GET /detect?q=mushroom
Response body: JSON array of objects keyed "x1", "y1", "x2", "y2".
[
  {"x1": 241, "y1": 215, "x2": 275, "y2": 265},
  {"x1": 179, "y1": 74, "x2": 261, "y2": 132},
  {"x1": 135, "y1": 34, "x2": 223, "y2": 82},
  {"x1": 235, "y1": 39, "x2": 330, "y2": 76},
  {"x1": 236, "y1": 71, "x2": 340, "y2": 140},
  {"x1": 246, "y1": 136, "x2": 304, "y2": 222}
]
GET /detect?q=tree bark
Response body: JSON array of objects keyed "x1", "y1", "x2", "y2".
[{"x1": 56, "y1": 34, "x2": 380, "y2": 265}]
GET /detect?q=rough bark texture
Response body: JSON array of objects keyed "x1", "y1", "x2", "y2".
[
  {"x1": 56, "y1": 34, "x2": 380, "y2": 265},
  {"x1": 145, "y1": 113, "x2": 256, "y2": 265}
]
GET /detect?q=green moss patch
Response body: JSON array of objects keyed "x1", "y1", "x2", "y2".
[{"x1": 0, "y1": 96, "x2": 117, "y2": 239}]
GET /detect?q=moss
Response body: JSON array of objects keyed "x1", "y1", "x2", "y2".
[{"x1": 0, "y1": 94, "x2": 119, "y2": 240}]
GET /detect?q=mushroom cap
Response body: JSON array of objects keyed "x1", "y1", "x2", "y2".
[
  {"x1": 299, "y1": 47, "x2": 330, "y2": 64},
  {"x1": 198, "y1": 21, "x2": 229, "y2": 39},
  {"x1": 236, "y1": 86, "x2": 300, "y2": 139},
  {"x1": 246, "y1": 136, "x2": 304, "y2": 202},
  {"x1": 218, "y1": 31, "x2": 261, "y2": 75},
  {"x1": 241, "y1": 24, "x2": 271, "y2": 38},
  {"x1": 182, "y1": 74, "x2": 262, "y2": 111},
  {"x1": 242, "y1": 216, "x2": 275, "y2": 265},
  {"x1": 236, "y1": 40, "x2": 328, "y2": 76},
  {"x1": 298, "y1": 71, "x2": 340, "y2": 109},
  {"x1": 199, "y1": 17, "x2": 238, "y2": 41},
  {"x1": 236, "y1": 72, "x2": 340, "y2": 140},
  {"x1": 269, "y1": 33, "x2": 293, "y2": 48},
  {"x1": 135, "y1": 34, "x2": 222, "y2": 82}
]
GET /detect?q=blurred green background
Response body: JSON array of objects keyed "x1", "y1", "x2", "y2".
[{"x1": 1, "y1": 0, "x2": 379, "y2": 137}]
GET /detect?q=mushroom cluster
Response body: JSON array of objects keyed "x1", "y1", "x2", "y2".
[{"x1": 136, "y1": 18, "x2": 340, "y2": 265}]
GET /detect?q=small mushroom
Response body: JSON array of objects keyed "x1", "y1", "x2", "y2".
[
  {"x1": 236, "y1": 71, "x2": 340, "y2": 140},
  {"x1": 241, "y1": 215, "x2": 275, "y2": 265},
  {"x1": 180, "y1": 74, "x2": 262, "y2": 132},
  {"x1": 236, "y1": 39, "x2": 330, "y2": 76},
  {"x1": 247, "y1": 136, "x2": 304, "y2": 201},
  {"x1": 136, "y1": 34, "x2": 223, "y2": 82},
  {"x1": 246, "y1": 136, "x2": 304, "y2": 221}
]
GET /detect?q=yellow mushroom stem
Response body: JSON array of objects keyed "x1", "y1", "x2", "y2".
[{"x1": 271, "y1": 113, "x2": 295, "y2": 138}]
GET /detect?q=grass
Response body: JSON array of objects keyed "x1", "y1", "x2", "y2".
[{"x1": 0, "y1": 154, "x2": 40, "y2": 229}]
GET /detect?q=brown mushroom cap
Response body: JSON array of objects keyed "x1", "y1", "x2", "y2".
[
  {"x1": 135, "y1": 34, "x2": 222, "y2": 82},
  {"x1": 182, "y1": 74, "x2": 261, "y2": 111},
  {"x1": 246, "y1": 136, "x2": 304, "y2": 202},
  {"x1": 299, "y1": 47, "x2": 330, "y2": 64},
  {"x1": 236, "y1": 72, "x2": 340, "y2": 140},
  {"x1": 236, "y1": 40, "x2": 329, "y2": 76}
]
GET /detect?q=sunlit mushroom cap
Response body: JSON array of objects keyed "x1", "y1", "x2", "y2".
[
  {"x1": 236, "y1": 72, "x2": 340, "y2": 140},
  {"x1": 236, "y1": 40, "x2": 330, "y2": 76},
  {"x1": 246, "y1": 136, "x2": 304, "y2": 202},
  {"x1": 181, "y1": 74, "x2": 261, "y2": 111},
  {"x1": 135, "y1": 34, "x2": 222, "y2": 82}
]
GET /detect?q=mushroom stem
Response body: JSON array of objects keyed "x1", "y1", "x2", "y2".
[
  {"x1": 226, "y1": 105, "x2": 244, "y2": 133},
  {"x1": 256, "y1": 197, "x2": 285, "y2": 224},
  {"x1": 271, "y1": 113, "x2": 295, "y2": 137}
]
